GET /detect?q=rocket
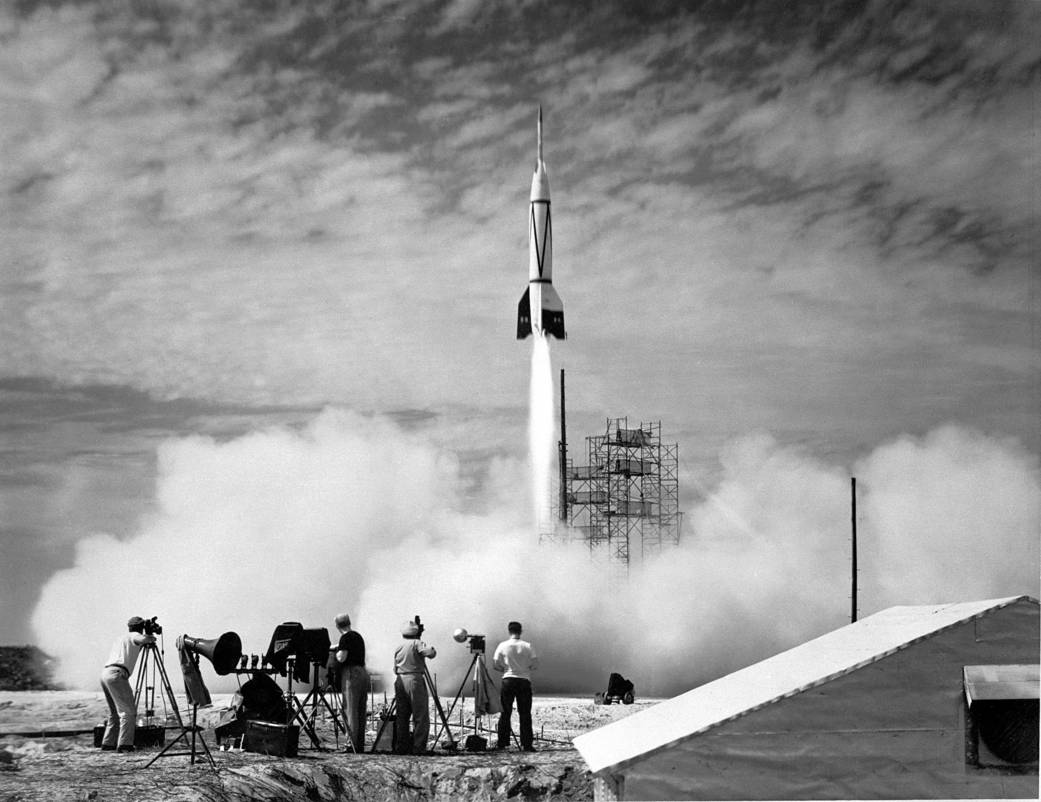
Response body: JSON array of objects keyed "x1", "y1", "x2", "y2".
[{"x1": 517, "y1": 106, "x2": 565, "y2": 340}]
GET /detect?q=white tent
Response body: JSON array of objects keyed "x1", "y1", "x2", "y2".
[{"x1": 574, "y1": 595, "x2": 1039, "y2": 800}]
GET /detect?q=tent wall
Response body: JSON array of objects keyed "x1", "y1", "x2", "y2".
[{"x1": 613, "y1": 600, "x2": 1038, "y2": 800}]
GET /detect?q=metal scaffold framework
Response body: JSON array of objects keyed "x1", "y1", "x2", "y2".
[{"x1": 557, "y1": 417, "x2": 682, "y2": 573}]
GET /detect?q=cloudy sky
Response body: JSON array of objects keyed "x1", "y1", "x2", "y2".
[{"x1": 1, "y1": 0, "x2": 1038, "y2": 691}]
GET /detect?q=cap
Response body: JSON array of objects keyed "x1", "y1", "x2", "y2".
[
  {"x1": 127, "y1": 616, "x2": 145, "y2": 628},
  {"x1": 401, "y1": 620, "x2": 420, "y2": 638}
]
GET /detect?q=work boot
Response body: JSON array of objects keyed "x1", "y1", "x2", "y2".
[{"x1": 117, "y1": 745, "x2": 136, "y2": 753}]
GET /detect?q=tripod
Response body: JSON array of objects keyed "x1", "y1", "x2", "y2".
[
  {"x1": 133, "y1": 639, "x2": 183, "y2": 731},
  {"x1": 436, "y1": 647, "x2": 500, "y2": 748},
  {"x1": 283, "y1": 657, "x2": 351, "y2": 751},
  {"x1": 138, "y1": 642, "x2": 216, "y2": 769},
  {"x1": 370, "y1": 666, "x2": 455, "y2": 754}
]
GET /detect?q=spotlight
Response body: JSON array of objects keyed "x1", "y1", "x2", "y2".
[{"x1": 453, "y1": 628, "x2": 485, "y2": 654}]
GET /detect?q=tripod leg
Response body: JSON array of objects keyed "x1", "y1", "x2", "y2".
[
  {"x1": 150, "y1": 647, "x2": 185, "y2": 728},
  {"x1": 305, "y1": 679, "x2": 347, "y2": 743},
  {"x1": 144, "y1": 704, "x2": 216, "y2": 771},
  {"x1": 134, "y1": 649, "x2": 147, "y2": 709},
  {"x1": 370, "y1": 697, "x2": 395, "y2": 753},
  {"x1": 144, "y1": 727, "x2": 189, "y2": 768},
  {"x1": 299, "y1": 682, "x2": 351, "y2": 752},
  {"x1": 286, "y1": 694, "x2": 322, "y2": 749},
  {"x1": 189, "y1": 703, "x2": 216, "y2": 768},
  {"x1": 433, "y1": 654, "x2": 477, "y2": 745},
  {"x1": 189, "y1": 704, "x2": 198, "y2": 766},
  {"x1": 423, "y1": 665, "x2": 455, "y2": 750},
  {"x1": 319, "y1": 685, "x2": 353, "y2": 752}
]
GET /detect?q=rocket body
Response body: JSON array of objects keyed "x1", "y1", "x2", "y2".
[{"x1": 517, "y1": 108, "x2": 565, "y2": 340}]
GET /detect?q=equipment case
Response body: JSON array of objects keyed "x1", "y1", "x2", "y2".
[{"x1": 242, "y1": 720, "x2": 299, "y2": 757}]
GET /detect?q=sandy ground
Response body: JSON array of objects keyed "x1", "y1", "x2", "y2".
[{"x1": 0, "y1": 690, "x2": 651, "y2": 801}]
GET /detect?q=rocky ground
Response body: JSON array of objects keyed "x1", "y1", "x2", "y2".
[{"x1": 0, "y1": 691, "x2": 650, "y2": 801}]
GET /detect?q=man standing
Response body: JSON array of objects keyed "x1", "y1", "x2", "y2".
[
  {"x1": 493, "y1": 621, "x2": 538, "y2": 752},
  {"x1": 333, "y1": 613, "x2": 367, "y2": 753},
  {"x1": 99, "y1": 616, "x2": 155, "y2": 753},
  {"x1": 393, "y1": 618, "x2": 436, "y2": 755}
]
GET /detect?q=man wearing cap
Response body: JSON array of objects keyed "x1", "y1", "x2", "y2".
[
  {"x1": 333, "y1": 613, "x2": 367, "y2": 753},
  {"x1": 99, "y1": 616, "x2": 155, "y2": 753},
  {"x1": 493, "y1": 621, "x2": 539, "y2": 752},
  {"x1": 392, "y1": 619, "x2": 436, "y2": 755}
]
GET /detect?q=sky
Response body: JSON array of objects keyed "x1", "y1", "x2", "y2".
[{"x1": 1, "y1": 0, "x2": 1038, "y2": 693}]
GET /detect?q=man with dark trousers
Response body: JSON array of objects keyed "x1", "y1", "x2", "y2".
[
  {"x1": 492, "y1": 621, "x2": 539, "y2": 752},
  {"x1": 333, "y1": 613, "x2": 367, "y2": 753}
]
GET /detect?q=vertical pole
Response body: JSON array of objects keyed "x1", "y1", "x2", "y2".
[
  {"x1": 851, "y1": 477, "x2": 858, "y2": 623},
  {"x1": 559, "y1": 368, "x2": 568, "y2": 522}
]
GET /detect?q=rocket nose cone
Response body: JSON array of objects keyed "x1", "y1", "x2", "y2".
[
  {"x1": 537, "y1": 106, "x2": 543, "y2": 164},
  {"x1": 531, "y1": 167, "x2": 550, "y2": 200}
]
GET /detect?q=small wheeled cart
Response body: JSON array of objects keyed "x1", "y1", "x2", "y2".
[{"x1": 593, "y1": 672, "x2": 635, "y2": 705}]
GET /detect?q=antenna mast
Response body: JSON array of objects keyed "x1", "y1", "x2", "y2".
[
  {"x1": 559, "y1": 368, "x2": 567, "y2": 522},
  {"x1": 851, "y1": 477, "x2": 858, "y2": 623}
]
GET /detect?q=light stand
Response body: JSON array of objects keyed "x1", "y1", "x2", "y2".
[
  {"x1": 282, "y1": 656, "x2": 353, "y2": 751},
  {"x1": 283, "y1": 657, "x2": 320, "y2": 749},
  {"x1": 297, "y1": 657, "x2": 352, "y2": 751},
  {"x1": 143, "y1": 645, "x2": 216, "y2": 769},
  {"x1": 436, "y1": 640, "x2": 499, "y2": 748}
]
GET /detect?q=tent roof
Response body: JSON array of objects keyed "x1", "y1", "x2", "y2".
[{"x1": 573, "y1": 595, "x2": 1037, "y2": 774}]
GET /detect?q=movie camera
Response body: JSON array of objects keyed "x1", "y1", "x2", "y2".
[
  {"x1": 264, "y1": 622, "x2": 331, "y2": 683},
  {"x1": 260, "y1": 622, "x2": 346, "y2": 751},
  {"x1": 142, "y1": 616, "x2": 163, "y2": 636},
  {"x1": 452, "y1": 628, "x2": 486, "y2": 654}
]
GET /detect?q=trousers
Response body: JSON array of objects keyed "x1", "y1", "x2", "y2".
[
  {"x1": 339, "y1": 665, "x2": 368, "y2": 752},
  {"x1": 393, "y1": 673, "x2": 429, "y2": 754},
  {"x1": 497, "y1": 676, "x2": 533, "y2": 749},
  {"x1": 100, "y1": 665, "x2": 137, "y2": 748}
]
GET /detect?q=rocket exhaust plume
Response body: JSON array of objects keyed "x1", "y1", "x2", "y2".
[{"x1": 529, "y1": 332, "x2": 554, "y2": 531}]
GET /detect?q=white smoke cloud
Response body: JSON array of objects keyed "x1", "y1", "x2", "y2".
[
  {"x1": 31, "y1": 413, "x2": 1039, "y2": 696},
  {"x1": 856, "y1": 424, "x2": 1041, "y2": 606}
]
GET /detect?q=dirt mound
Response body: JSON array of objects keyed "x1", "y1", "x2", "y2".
[
  {"x1": 0, "y1": 648, "x2": 59, "y2": 692},
  {"x1": 0, "y1": 691, "x2": 649, "y2": 800}
]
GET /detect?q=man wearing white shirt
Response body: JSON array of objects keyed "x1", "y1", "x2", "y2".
[
  {"x1": 99, "y1": 616, "x2": 155, "y2": 753},
  {"x1": 492, "y1": 620, "x2": 538, "y2": 752}
]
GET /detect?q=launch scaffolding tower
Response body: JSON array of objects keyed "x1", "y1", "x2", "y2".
[{"x1": 561, "y1": 418, "x2": 682, "y2": 573}]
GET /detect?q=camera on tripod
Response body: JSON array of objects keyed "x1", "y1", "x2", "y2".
[
  {"x1": 452, "y1": 628, "x2": 485, "y2": 654},
  {"x1": 143, "y1": 616, "x2": 162, "y2": 636}
]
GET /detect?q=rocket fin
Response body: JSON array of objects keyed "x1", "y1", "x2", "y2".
[
  {"x1": 540, "y1": 284, "x2": 565, "y2": 340},
  {"x1": 517, "y1": 287, "x2": 532, "y2": 339}
]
